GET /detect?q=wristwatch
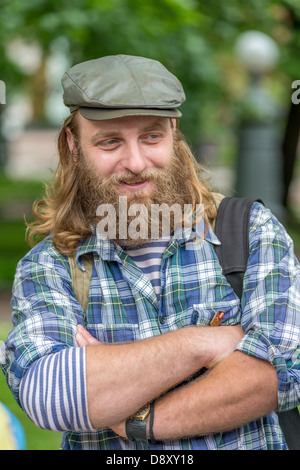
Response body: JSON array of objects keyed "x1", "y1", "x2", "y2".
[{"x1": 125, "y1": 403, "x2": 151, "y2": 442}]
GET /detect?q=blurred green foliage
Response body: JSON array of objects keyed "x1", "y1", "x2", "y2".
[
  {"x1": 0, "y1": 0, "x2": 299, "y2": 144},
  {"x1": 0, "y1": 174, "x2": 44, "y2": 289}
]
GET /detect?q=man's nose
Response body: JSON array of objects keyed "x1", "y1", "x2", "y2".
[{"x1": 121, "y1": 141, "x2": 147, "y2": 174}]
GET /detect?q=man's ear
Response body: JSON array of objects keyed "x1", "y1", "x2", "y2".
[{"x1": 65, "y1": 127, "x2": 79, "y2": 160}]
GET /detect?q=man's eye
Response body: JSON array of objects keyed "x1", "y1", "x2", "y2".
[
  {"x1": 144, "y1": 134, "x2": 161, "y2": 142},
  {"x1": 98, "y1": 139, "x2": 119, "y2": 148}
]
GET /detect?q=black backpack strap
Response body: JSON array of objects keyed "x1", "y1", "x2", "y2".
[
  {"x1": 214, "y1": 196, "x2": 300, "y2": 450},
  {"x1": 277, "y1": 408, "x2": 300, "y2": 450},
  {"x1": 214, "y1": 197, "x2": 262, "y2": 299}
]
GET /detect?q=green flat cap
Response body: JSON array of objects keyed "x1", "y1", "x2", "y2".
[{"x1": 61, "y1": 54, "x2": 185, "y2": 120}]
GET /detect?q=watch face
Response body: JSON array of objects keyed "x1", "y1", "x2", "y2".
[{"x1": 131, "y1": 404, "x2": 150, "y2": 421}]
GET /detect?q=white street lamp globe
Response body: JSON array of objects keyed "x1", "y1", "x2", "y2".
[{"x1": 235, "y1": 31, "x2": 279, "y2": 74}]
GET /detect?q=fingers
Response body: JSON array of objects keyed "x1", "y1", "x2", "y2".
[{"x1": 76, "y1": 324, "x2": 101, "y2": 346}]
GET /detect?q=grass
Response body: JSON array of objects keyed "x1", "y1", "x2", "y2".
[
  {"x1": 0, "y1": 220, "x2": 30, "y2": 289},
  {"x1": 0, "y1": 174, "x2": 45, "y2": 289}
]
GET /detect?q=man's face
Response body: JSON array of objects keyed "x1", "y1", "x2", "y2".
[
  {"x1": 72, "y1": 114, "x2": 174, "y2": 197},
  {"x1": 67, "y1": 114, "x2": 193, "y2": 245}
]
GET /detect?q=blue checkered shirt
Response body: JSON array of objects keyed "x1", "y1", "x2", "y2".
[{"x1": 2, "y1": 202, "x2": 300, "y2": 449}]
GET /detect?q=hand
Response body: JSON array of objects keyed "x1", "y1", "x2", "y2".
[
  {"x1": 110, "y1": 420, "x2": 127, "y2": 438},
  {"x1": 205, "y1": 325, "x2": 245, "y2": 369},
  {"x1": 76, "y1": 324, "x2": 101, "y2": 346}
]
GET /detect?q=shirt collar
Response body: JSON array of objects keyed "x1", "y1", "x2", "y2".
[
  {"x1": 75, "y1": 217, "x2": 221, "y2": 269},
  {"x1": 75, "y1": 231, "x2": 120, "y2": 269},
  {"x1": 172, "y1": 216, "x2": 221, "y2": 246}
]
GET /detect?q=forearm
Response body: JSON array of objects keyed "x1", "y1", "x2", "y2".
[
  {"x1": 86, "y1": 327, "x2": 205, "y2": 428},
  {"x1": 84, "y1": 325, "x2": 244, "y2": 428},
  {"x1": 151, "y1": 351, "x2": 278, "y2": 441}
]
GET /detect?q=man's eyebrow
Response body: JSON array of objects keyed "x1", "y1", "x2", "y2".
[
  {"x1": 90, "y1": 130, "x2": 119, "y2": 144},
  {"x1": 139, "y1": 119, "x2": 171, "y2": 133}
]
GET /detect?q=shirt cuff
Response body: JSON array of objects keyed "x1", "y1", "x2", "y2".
[{"x1": 236, "y1": 330, "x2": 300, "y2": 411}]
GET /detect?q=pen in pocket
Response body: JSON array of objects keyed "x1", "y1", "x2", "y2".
[{"x1": 210, "y1": 310, "x2": 225, "y2": 326}]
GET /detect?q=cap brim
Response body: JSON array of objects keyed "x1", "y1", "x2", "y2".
[{"x1": 77, "y1": 107, "x2": 182, "y2": 121}]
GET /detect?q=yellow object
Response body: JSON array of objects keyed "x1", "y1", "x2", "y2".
[{"x1": 0, "y1": 403, "x2": 16, "y2": 450}]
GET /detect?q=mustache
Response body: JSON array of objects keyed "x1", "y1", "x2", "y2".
[{"x1": 103, "y1": 168, "x2": 167, "y2": 186}]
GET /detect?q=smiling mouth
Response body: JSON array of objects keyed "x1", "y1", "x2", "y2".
[
  {"x1": 121, "y1": 177, "x2": 146, "y2": 183},
  {"x1": 117, "y1": 179, "x2": 153, "y2": 193},
  {"x1": 124, "y1": 181, "x2": 144, "y2": 186},
  {"x1": 122, "y1": 181, "x2": 147, "y2": 187},
  {"x1": 121, "y1": 178, "x2": 147, "y2": 186}
]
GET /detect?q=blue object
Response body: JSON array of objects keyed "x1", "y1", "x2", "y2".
[{"x1": 0, "y1": 403, "x2": 26, "y2": 450}]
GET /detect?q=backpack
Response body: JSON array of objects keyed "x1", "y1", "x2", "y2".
[
  {"x1": 214, "y1": 196, "x2": 300, "y2": 450},
  {"x1": 69, "y1": 195, "x2": 300, "y2": 449}
]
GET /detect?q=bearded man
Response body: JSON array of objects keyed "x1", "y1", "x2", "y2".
[{"x1": 2, "y1": 55, "x2": 300, "y2": 451}]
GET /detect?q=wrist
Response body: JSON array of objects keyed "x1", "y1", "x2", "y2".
[
  {"x1": 126, "y1": 402, "x2": 156, "y2": 443},
  {"x1": 199, "y1": 325, "x2": 245, "y2": 369},
  {"x1": 183, "y1": 326, "x2": 215, "y2": 368}
]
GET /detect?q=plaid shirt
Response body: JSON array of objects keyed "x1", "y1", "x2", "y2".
[{"x1": 2, "y1": 202, "x2": 300, "y2": 450}]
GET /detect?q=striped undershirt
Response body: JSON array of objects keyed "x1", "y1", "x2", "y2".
[
  {"x1": 124, "y1": 238, "x2": 170, "y2": 297},
  {"x1": 19, "y1": 346, "x2": 93, "y2": 432},
  {"x1": 19, "y1": 238, "x2": 170, "y2": 432}
]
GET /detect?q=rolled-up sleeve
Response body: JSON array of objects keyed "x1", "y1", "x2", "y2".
[
  {"x1": 1, "y1": 239, "x2": 84, "y2": 405},
  {"x1": 236, "y1": 203, "x2": 300, "y2": 411}
]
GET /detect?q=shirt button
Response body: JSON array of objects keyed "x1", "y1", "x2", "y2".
[{"x1": 159, "y1": 315, "x2": 165, "y2": 324}]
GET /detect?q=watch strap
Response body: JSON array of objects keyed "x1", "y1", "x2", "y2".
[
  {"x1": 149, "y1": 401, "x2": 156, "y2": 443},
  {"x1": 126, "y1": 415, "x2": 148, "y2": 442}
]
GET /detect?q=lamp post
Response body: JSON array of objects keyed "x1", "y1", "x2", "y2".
[{"x1": 234, "y1": 31, "x2": 285, "y2": 221}]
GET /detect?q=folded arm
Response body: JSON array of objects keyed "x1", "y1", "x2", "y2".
[
  {"x1": 76, "y1": 324, "x2": 245, "y2": 429},
  {"x1": 147, "y1": 351, "x2": 278, "y2": 441},
  {"x1": 78, "y1": 326, "x2": 277, "y2": 439},
  {"x1": 17, "y1": 323, "x2": 243, "y2": 433}
]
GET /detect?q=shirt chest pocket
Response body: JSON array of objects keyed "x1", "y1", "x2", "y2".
[
  {"x1": 192, "y1": 299, "x2": 241, "y2": 326},
  {"x1": 86, "y1": 322, "x2": 140, "y2": 343}
]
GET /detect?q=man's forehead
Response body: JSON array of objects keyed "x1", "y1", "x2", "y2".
[{"x1": 78, "y1": 114, "x2": 172, "y2": 135}]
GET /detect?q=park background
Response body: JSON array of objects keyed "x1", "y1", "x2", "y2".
[{"x1": 0, "y1": 0, "x2": 300, "y2": 450}]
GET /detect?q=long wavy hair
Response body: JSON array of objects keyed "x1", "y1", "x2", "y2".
[{"x1": 26, "y1": 111, "x2": 217, "y2": 254}]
